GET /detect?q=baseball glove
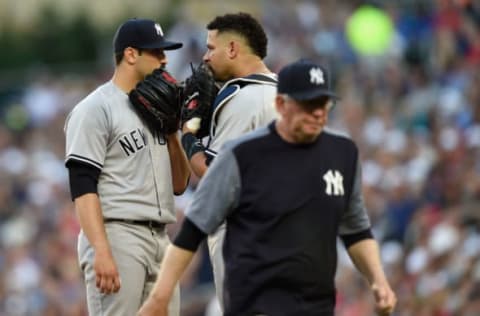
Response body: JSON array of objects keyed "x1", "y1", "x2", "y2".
[
  {"x1": 180, "y1": 62, "x2": 219, "y2": 138},
  {"x1": 129, "y1": 67, "x2": 181, "y2": 136}
]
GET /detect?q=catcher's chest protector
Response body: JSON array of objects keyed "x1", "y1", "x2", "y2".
[{"x1": 210, "y1": 74, "x2": 277, "y2": 138}]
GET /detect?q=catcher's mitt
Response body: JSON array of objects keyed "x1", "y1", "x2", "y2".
[
  {"x1": 129, "y1": 67, "x2": 181, "y2": 136},
  {"x1": 181, "y1": 62, "x2": 219, "y2": 138}
]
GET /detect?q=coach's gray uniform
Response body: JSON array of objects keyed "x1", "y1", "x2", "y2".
[
  {"x1": 64, "y1": 81, "x2": 179, "y2": 316},
  {"x1": 205, "y1": 74, "x2": 277, "y2": 308}
]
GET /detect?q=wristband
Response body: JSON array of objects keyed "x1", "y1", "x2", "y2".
[
  {"x1": 181, "y1": 133, "x2": 205, "y2": 160},
  {"x1": 204, "y1": 148, "x2": 218, "y2": 166}
]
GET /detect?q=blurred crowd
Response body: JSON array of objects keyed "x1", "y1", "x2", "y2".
[{"x1": 1, "y1": 0, "x2": 480, "y2": 315}]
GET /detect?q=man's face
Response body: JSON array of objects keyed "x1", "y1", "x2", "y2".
[
  {"x1": 277, "y1": 95, "x2": 332, "y2": 143},
  {"x1": 203, "y1": 30, "x2": 232, "y2": 81}
]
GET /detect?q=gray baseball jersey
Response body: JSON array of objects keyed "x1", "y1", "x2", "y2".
[
  {"x1": 64, "y1": 81, "x2": 176, "y2": 223},
  {"x1": 209, "y1": 74, "x2": 278, "y2": 152}
]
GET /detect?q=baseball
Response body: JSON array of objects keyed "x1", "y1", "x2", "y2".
[{"x1": 186, "y1": 117, "x2": 201, "y2": 132}]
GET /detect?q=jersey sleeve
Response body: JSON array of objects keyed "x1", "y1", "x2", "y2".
[
  {"x1": 64, "y1": 101, "x2": 109, "y2": 170},
  {"x1": 209, "y1": 86, "x2": 275, "y2": 153},
  {"x1": 185, "y1": 147, "x2": 241, "y2": 234},
  {"x1": 252, "y1": 85, "x2": 278, "y2": 128},
  {"x1": 338, "y1": 158, "x2": 372, "y2": 235}
]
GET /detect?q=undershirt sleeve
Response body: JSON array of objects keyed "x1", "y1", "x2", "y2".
[
  {"x1": 340, "y1": 228, "x2": 374, "y2": 249},
  {"x1": 67, "y1": 160, "x2": 101, "y2": 201},
  {"x1": 173, "y1": 218, "x2": 208, "y2": 251}
]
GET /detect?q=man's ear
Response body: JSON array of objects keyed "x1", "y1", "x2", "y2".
[
  {"x1": 123, "y1": 47, "x2": 138, "y2": 65},
  {"x1": 227, "y1": 40, "x2": 239, "y2": 59}
]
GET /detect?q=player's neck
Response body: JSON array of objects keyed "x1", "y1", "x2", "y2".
[
  {"x1": 235, "y1": 57, "x2": 272, "y2": 77},
  {"x1": 112, "y1": 67, "x2": 138, "y2": 93}
]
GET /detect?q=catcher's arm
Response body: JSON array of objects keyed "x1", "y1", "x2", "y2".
[
  {"x1": 180, "y1": 132, "x2": 213, "y2": 178},
  {"x1": 180, "y1": 62, "x2": 219, "y2": 178}
]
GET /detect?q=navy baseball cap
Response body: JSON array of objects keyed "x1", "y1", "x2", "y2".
[
  {"x1": 277, "y1": 59, "x2": 338, "y2": 101},
  {"x1": 113, "y1": 18, "x2": 183, "y2": 53}
]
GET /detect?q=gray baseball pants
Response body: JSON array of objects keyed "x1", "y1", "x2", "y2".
[
  {"x1": 207, "y1": 222, "x2": 226, "y2": 311},
  {"x1": 78, "y1": 221, "x2": 180, "y2": 316}
]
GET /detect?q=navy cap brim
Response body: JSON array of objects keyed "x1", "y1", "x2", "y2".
[
  {"x1": 289, "y1": 89, "x2": 339, "y2": 101},
  {"x1": 139, "y1": 40, "x2": 183, "y2": 51}
]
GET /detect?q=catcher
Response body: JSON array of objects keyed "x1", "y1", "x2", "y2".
[
  {"x1": 144, "y1": 12, "x2": 279, "y2": 313},
  {"x1": 64, "y1": 18, "x2": 189, "y2": 316}
]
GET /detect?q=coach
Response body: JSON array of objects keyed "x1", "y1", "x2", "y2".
[{"x1": 138, "y1": 59, "x2": 397, "y2": 316}]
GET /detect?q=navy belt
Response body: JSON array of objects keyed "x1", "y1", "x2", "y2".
[{"x1": 104, "y1": 218, "x2": 165, "y2": 229}]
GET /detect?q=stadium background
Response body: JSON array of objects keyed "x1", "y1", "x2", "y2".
[{"x1": 0, "y1": 0, "x2": 479, "y2": 315}]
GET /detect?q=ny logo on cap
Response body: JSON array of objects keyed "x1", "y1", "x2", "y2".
[
  {"x1": 154, "y1": 23, "x2": 163, "y2": 36},
  {"x1": 309, "y1": 67, "x2": 325, "y2": 85}
]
